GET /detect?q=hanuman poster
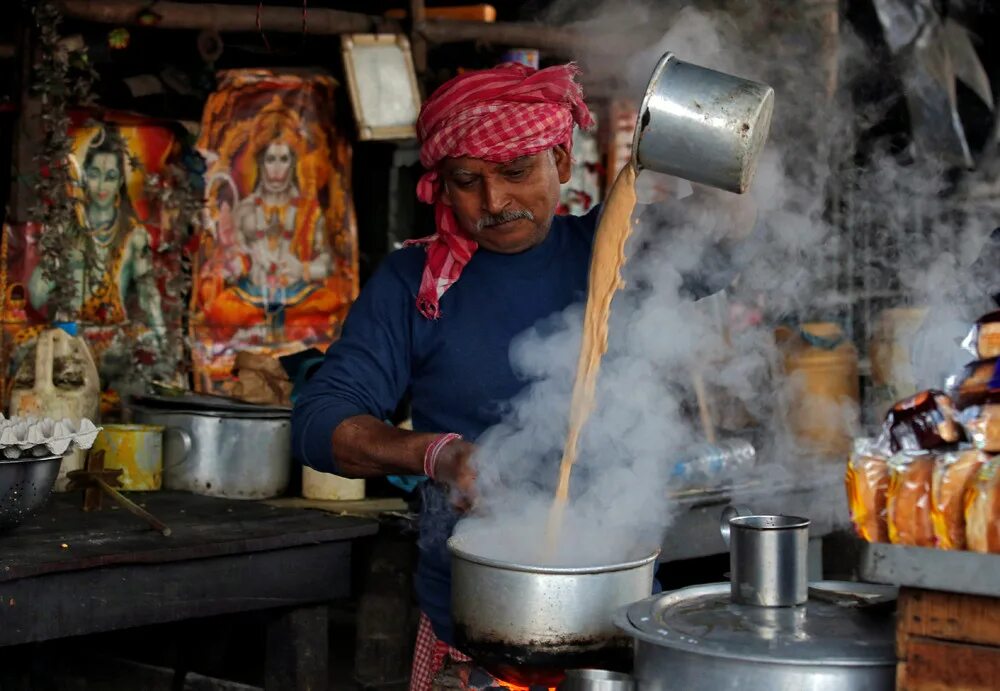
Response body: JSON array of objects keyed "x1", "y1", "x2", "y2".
[
  {"x1": 192, "y1": 69, "x2": 358, "y2": 393},
  {"x1": 2, "y1": 112, "x2": 182, "y2": 411}
]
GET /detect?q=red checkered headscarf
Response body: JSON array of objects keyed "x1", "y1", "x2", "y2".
[{"x1": 405, "y1": 62, "x2": 594, "y2": 319}]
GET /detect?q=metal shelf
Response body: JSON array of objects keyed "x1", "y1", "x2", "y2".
[{"x1": 860, "y1": 542, "x2": 1000, "y2": 598}]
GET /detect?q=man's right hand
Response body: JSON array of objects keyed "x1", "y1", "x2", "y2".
[{"x1": 433, "y1": 438, "x2": 478, "y2": 512}]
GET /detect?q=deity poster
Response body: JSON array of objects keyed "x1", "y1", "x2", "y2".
[
  {"x1": 192, "y1": 69, "x2": 358, "y2": 393},
  {"x1": 2, "y1": 112, "x2": 181, "y2": 411}
]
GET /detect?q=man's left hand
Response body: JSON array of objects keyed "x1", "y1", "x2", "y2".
[{"x1": 434, "y1": 438, "x2": 478, "y2": 512}]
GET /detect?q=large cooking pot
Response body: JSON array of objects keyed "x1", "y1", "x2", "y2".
[
  {"x1": 131, "y1": 395, "x2": 291, "y2": 499},
  {"x1": 448, "y1": 530, "x2": 659, "y2": 686},
  {"x1": 616, "y1": 581, "x2": 897, "y2": 691}
]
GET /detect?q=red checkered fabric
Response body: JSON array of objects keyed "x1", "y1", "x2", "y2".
[
  {"x1": 410, "y1": 612, "x2": 471, "y2": 691},
  {"x1": 404, "y1": 62, "x2": 594, "y2": 320}
]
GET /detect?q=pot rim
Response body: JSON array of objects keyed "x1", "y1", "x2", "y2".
[
  {"x1": 448, "y1": 534, "x2": 660, "y2": 575},
  {"x1": 630, "y1": 51, "x2": 677, "y2": 170}
]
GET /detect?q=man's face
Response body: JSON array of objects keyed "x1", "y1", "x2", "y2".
[
  {"x1": 439, "y1": 146, "x2": 572, "y2": 253},
  {"x1": 262, "y1": 142, "x2": 294, "y2": 194}
]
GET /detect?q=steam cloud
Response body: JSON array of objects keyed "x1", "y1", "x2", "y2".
[{"x1": 448, "y1": 1, "x2": 998, "y2": 566}]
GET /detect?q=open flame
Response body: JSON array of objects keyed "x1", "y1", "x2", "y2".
[{"x1": 489, "y1": 675, "x2": 557, "y2": 691}]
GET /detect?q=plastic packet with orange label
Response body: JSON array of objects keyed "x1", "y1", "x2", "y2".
[
  {"x1": 930, "y1": 447, "x2": 986, "y2": 550},
  {"x1": 964, "y1": 456, "x2": 1000, "y2": 553},
  {"x1": 845, "y1": 437, "x2": 891, "y2": 543},
  {"x1": 887, "y1": 450, "x2": 936, "y2": 547}
]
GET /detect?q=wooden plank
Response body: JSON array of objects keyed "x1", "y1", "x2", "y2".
[
  {"x1": 264, "y1": 605, "x2": 329, "y2": 691},
  {"x1": 898, "y1": 588, "x2": 1000, "y2": 648},
  {"x1": 58, "y1": 0, "x2": 385, "y2": 34},
  {"x1": 0, "y1": 541, "x2": 352, "y2": 646},
  {"x1": 0, "y1": 491, "x2": 376, "y2": 582},
  {"x1": 265, "y1": 496, "x2": 408, "y2": 516},
  {"x1": 897, "y1": 637, "x2": 1000, "y2": 691}
]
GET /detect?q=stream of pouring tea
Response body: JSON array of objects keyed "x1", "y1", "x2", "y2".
[{"x1": 546, "y1": 161, "x2": 639, "y2": 550}]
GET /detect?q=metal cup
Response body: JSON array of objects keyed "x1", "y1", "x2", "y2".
[
  {"x1": 721, "y1": 511, "x2": 810, "y2": 607},
  {"x1": 632, "y1": 52, "x2": 775, "y2": 194},
  {"x1": 559, "y1": 669, "x2": 635, "y2": 691}
]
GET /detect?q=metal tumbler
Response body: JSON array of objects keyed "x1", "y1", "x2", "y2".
[
  {"x1": 632, "y1": 52, "x2": 775, "y2": 194},
  {"x1": 722, "y1": 513, "x2": 810, "y2": 607}
]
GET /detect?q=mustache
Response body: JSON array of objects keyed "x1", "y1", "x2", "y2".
[{"x1": 477, "y1": 208, "x2": 534, "y2": 231}]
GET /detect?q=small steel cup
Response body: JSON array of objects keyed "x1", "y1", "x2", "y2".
[
  {"x1": 721, "y1": 512, "x2": 810, "y2": 607},
  {"x1": 632, "y1": 52, "x2": 775, "y2": 194}
]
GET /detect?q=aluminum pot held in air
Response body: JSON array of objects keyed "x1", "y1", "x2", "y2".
[
  {"x1": 632, "y1": 52, "x2": 774, "y2": 194},
  {"x1": 449, "y1": 530, "x2": 658, "y2": 686}
]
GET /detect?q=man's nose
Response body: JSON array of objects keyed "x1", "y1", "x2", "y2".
[{"x1": 481, "y1": 178, "x2": 510, "y2": 216}]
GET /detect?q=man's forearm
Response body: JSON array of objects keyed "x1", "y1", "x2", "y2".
[{"x1": 331, "y1": 414, "x2": 438, "y2": 478}]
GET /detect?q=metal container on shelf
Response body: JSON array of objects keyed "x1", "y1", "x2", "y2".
[
  {"x1": 615, "y1": 507, "x2": 897, "y2": 690},
  {"x1": 129, "y1": 394, "x2": 291, "y2": 500},
  {"x1": 0, "y1": 454, "x2": 62, "y2": 530}
]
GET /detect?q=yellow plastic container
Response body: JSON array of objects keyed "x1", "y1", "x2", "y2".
[
  {"x1": 780, "y1": 322, "x2": 861, "y2": 457},
  {"x1": 91, "y1": 424, "x2": 165, "y2": 491}
]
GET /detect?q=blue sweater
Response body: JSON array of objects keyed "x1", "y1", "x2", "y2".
[{"x1": 292, "y1": 206, "x2": 600, "y2": 644}]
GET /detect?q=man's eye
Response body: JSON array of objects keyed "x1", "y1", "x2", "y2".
[
  {"x1": 505, "y1": 168, "x2": 527, "y2": 179},
  {"x1": 453, "y1": 177, "x2": 476, "y2": 189}
]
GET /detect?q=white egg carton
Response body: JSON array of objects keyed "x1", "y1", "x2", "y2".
[{"x1": 0, "y1": 415, "x2": 102, "y2": 459}]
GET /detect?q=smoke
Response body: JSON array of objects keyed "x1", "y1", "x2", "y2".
[{"x1": 451, "y1": 1, "x2": 998, "y2": 566}]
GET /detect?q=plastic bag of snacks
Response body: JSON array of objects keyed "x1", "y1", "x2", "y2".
[
  {"x1": 845, "y1": 437, "x2": 891, "y2": 543},
  {"x1": 930, "y1": 447, "x2": 987, "y2": 549},
  {"x1": 964, "y1": 457, "x2": 1000, "y2": 553},
  {"x1": 962, "y1": 310, "x2": 1000, "y2": 359},
  {"x1": 882, "y1": 390, "x2": 965, "y2": 453},
  {"x1": 951, "y1": 358, "x2": 1000, "y2": 453},
  {"x1": 887, "y1": 450, "x2": 936, "y2": 547}
]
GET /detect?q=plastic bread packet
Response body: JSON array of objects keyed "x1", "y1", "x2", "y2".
[
  {"x1": 886, "y1": 450, "x2": 936, "y2": 547},
  {"x1": 931, "y1": 446, "x2": 987, "y2": 550},
  {"x1": 882, "y1": 390, "x2": 965, "y2": 453},
  {"x1": 964, "y1": 456, "x2": 1000, "y2": 554},
  {"x1": 845, "y1": 437, "x2": 891, "y2": 543}
]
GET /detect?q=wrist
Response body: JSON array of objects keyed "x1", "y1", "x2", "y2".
[{"x1": 423, "y1": 433, "x2": 462, "y2": 481}]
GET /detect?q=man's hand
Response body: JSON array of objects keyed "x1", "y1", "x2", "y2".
[{"x1": 433, "y1": 438, "x2": 478, "y2": 512}]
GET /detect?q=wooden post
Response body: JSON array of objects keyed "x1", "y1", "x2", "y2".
[
  {"x1": 265, "y1": 605, "x2": 330, "y2": 691},
  {"x1": 409, "y1": 0, "x2": 427, "y2": 75},
  {"x1": 9, "y1": 11, "x2": 40, "y2": 225}
]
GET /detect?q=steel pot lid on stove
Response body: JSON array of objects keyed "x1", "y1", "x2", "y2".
[{"x1": 620, "y1": 580, "x2": 897, "y2": 667}]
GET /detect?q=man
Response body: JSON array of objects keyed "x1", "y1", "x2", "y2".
[{"x1": 292, "y1": 62, "x2": 599, "y2": 691}]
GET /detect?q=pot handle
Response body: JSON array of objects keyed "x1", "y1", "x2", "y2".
[
  {"x1": 720, "y1": 504, "x2": 753, "y2": 546},
  {"x1": 163, "y1": 428, "x2": 193, "y2": 470}
]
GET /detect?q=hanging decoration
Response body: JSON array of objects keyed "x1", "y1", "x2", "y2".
[
  {"x1": 108, "y1": 28, "x2": 131, "y2": 50},
  {"x1": 191, "y1": 69, "x2": 358, "y2": 394}
]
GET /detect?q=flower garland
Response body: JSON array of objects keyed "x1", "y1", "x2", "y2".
[{"x1": 27, "y1": 0, "x2": 98, "y2": 323}]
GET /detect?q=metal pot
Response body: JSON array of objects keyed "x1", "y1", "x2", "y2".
[
  {"x1": 616, "y1": 582, "x2": 896, "y2": 691},
  {"x1": 632, "y1": 52, "x2": 774, "y2": 194},
  {"x1": 0, "y1": 454, "x2": 61, "y2": 530},
  {"x1": 131, "y1": 406, "x2": 290, "y2": 499},
  {"x1": 448, "y1": 531, "x2": 658, "y2": 686}
]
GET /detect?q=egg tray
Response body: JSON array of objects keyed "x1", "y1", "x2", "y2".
[{"x1": 0, "y1": 415, "x2": 101, "y2": 459}]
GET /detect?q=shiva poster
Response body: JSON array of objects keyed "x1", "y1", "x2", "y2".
[
  {"x1": 2, "y1": 112, "x2": 182, "y2": 412},
  {"x1": 193, "y1": 69, "x2": 358, "y2": 394}
]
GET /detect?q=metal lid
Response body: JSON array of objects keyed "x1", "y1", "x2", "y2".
[
  {"x1": 130, "y1": 393, "x2": 291, "y2": 418},
  {"x1": 619, "y1": 581, "x2": 896, "y2": 666}
]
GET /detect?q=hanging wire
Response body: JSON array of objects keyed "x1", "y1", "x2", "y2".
[{"x1": 256, "y1": 1, "x2": 272, "y2": 53}]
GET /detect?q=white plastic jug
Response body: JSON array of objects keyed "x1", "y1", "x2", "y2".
[{"x1": 10, "y1": 328, "x2": 100, "y2": 491}]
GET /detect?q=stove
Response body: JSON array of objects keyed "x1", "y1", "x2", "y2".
[{"x1": 432, "y1": 661, "x2": 558, "y2": 691}]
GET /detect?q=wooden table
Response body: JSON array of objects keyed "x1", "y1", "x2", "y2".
[{"x1": 0, "y1": 491, "x2": 377, "y2": 689}]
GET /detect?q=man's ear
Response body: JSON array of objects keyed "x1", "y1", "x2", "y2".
[{"x1": 553, "y1": 145, "x2": 572, "y2": 184}]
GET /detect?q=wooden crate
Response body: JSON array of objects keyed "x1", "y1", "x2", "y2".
[{"x1": 896, "y1": 587, "x2": 1000, "y2": 690}]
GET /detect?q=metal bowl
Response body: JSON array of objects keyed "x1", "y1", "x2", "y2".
[{"x1": 0, "y1": 454, "x2": 61, "y2": 530}]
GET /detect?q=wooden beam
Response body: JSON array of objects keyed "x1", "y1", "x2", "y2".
[
  {"x1": 409, "y1": 0, "x2": 427, "y2": 74},
  {"x1": 418, "y1": 19, "x2": 587, "y2": 58},
  {"x1": 58, "y1": 0, "x2": 392, "y2": 35}
]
